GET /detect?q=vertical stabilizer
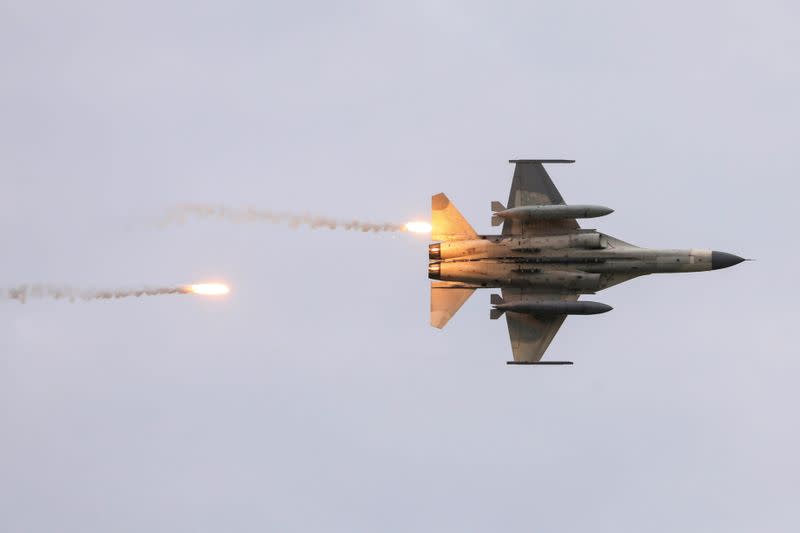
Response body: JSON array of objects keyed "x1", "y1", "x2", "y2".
[
  {"x1": 431, "y1": 285, "x2": 475, "y2": 328},
  {"x1": 432, "y1": 193, "x2": 477, "y2": 241}
]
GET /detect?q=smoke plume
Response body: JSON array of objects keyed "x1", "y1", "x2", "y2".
[
  {"x1": 1, "y1": 284, "x2": 186, "y2": 304},
  {"x1": 157, "y1": 204, "x2": 406, "y2": 232}
]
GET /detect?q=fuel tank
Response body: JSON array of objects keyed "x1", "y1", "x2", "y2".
[
  {"x1": 493, "y1": 300, "x2": 612, "y2": 315},
  {"x1": 494, "y1": 204, "x2": 613, "y2": 220}
]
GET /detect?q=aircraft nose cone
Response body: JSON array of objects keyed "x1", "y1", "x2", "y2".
[{"x1": 711, "y1": 251, "x2": 745, "y2": 270}]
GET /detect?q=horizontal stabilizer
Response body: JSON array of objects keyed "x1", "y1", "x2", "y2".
[
  {"x1": 490, "y1": 308, "x2": 504, "y2": 320},
  {"x1": 506, "y1": 361, "x2": 574, "y2": 365},
  {"x1": 491, "y1": 215, "x2": 503, "y2": 226},
  {"x1": 432, "y1": 193, "x2": 477, "y2": 242},
  {"x1": 431, "y1": 285, "x2": 475, "y2": 329},
  {"x1": 490, "y1": 293, "x2": 503, "y2": 305},
  {"x1": 491, "y1": 201, "x2": 505, "y2": 212}
]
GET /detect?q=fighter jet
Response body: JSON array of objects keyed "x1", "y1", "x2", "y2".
[{"x1": 428, "y1": 159, "x2": 746, "y2": 365}]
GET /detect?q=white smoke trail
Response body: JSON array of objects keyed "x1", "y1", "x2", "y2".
[
  {"x1": 0, "y1": 284, "x2": 187, "y2": 304},
  {"x1": 157, "y1": 204, "x2": 406, "y2": 233}
]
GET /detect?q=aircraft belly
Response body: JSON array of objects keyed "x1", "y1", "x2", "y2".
[{"x1": 435, "y1": 261, "x2": 602, "y2": 290}]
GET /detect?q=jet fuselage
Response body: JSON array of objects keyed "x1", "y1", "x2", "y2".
[{"x1": 428, "y1": 232, "x2": 742, "y2": 292}]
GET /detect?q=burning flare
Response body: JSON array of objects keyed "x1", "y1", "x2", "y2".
[
  {"x1": 1, "y1": 282, "x2": 231, "y2": 303},
  {"x1": 404, "y1": 221, "x2": 432, "y2": 234},
  {"x1": 183, "y1": 283, "x2": 230, "y2": 296}
]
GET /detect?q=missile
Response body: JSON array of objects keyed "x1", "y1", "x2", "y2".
[
  {"x1": 491, "y1": 203, "x2": 613, "y2": 225},
  {"x1": 490, "y1": 294, "x2": 612, "y2": 319}
]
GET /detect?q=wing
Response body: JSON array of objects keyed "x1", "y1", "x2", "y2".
[
  {"x1": 502, "y1": 288, "x2": 578, "y2": 363},
  {"x1": 503, "y1": 159, "x2": 579, "y2": 235}
]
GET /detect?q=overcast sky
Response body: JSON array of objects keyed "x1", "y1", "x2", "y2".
[{"x1": 1, "y1": 1, "x2": 798, "y2": 531}]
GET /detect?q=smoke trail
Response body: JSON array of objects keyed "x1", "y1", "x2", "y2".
[
  {"x1": 157, "y1": 204, "x2": 407, "y2": 233},
  {"x1": 0, "y1": 284, "x2": 187, "y2": 304}
]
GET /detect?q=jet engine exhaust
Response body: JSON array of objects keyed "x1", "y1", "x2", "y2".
[
  {"x1": 158, "y1": 205, "x2": 430, "y2": 234},
  {"x1": 1, "y1": 283, "x2": 231, "y2": 303}
]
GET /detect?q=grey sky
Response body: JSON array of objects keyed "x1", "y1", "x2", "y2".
[{"x1": 1, "y1": 1, "x2": 798, "y2": 531}]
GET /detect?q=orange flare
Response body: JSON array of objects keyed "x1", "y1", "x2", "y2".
[
  {"x1": 186, "y1": 283, "x2": 230, "y2": 296},
  {"x1": 404, "y1": 221, "x2": 432, "y2": 234}
]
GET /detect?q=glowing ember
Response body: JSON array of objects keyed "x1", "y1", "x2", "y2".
[
  {"x1": 187, "y1": 283, "x2": 230, "y2": 296},
  {"x1": 404, "y1": 221, "x2": 432, "y2": 234}
]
